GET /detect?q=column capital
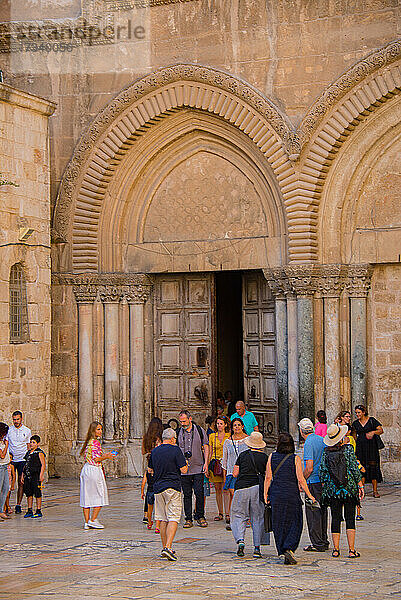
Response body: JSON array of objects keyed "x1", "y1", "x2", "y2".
[
  {"x1": 73, "y1": 283, "x2": 98, "y2": 304},
  {"x1": 345, "y1": 264, "x2": 373, "y2": 298},
  {"x1": 124, "y1": 284, "x2": 152, "y2": 304},
  {"x1": 98, "y1": 285, "x2": 123, "y2": 303},
  {"x1": 263, "y1": 268, "x2": 292, "y2": 299},
  {"x1": 314, "y1": 264, "x2": 347, "y2": 298},
  {"x1": 284, "y1": 264, "x2": 320, "y2": 297}
]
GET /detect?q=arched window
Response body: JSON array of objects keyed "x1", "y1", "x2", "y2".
[{"x1": 9, "y1": 263, "x2": 29, "y2": 343}]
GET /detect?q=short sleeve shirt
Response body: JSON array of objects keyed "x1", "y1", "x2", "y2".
[
  {"x1": 149, "y1": 444, "x2": 186, "y2": 494},
  {"x1": 230, "y1": 411, "x2": 258, "y2": 435},
  {"x1": 177, "y1": 425, "x2": 208, "y2": 475},
  {"x1": 85, "y1": 439, "x2": 102, "y2": 466},
  {"x1": 234, "y1": 449, "x2": 268, "y2": 491},
  {"x1": 303, "y1": 433, "x2": 325, "y2": 484},
  {"x1": 6, "y1": 424, "x2": 31, "y2": 462}
]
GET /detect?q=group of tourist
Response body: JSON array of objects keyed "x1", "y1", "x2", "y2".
[
  {"x1": 3, "y1": 400, "x2": 385, "y2": 566},
  {"x1": 0, "y1": 411, "x2": 46, "y2": 522}
]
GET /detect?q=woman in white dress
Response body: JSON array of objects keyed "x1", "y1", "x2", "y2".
[{"x1": 80, "y1": 422, "x2": 115, "y2": 529}]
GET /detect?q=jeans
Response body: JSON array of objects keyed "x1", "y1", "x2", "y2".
[
  {"x1": 0, "y1": 465, "x2": 10, "y2": 512},
  {"x1": 230, "y1": 485, "x2": 270, "y2": 547},
  {"x1": 305, "y1": 482, "x2": 329, "y2": 549},
  {"x1": 181, "y1": 473, "x2": 205, "y2": 521}
]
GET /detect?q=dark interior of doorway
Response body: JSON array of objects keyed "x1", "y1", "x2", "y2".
[{"x1": 215, "y1": 271, "x2": 244, "y2": 406}]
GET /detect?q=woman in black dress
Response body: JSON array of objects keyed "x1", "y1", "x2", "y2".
[
  {"x1": 264, "y1": 433, "x2": 316, "y2": 565},
  {"x1": 352, "y1": 405, "x2": 384, "y2": 498}
]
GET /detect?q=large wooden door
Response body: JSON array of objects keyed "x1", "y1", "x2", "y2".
[
  {"x1": 242, "y1": 272, "x2": 278, "y2": 443},
  {"x1": 154, "y1": 273, "x2": 214, "y2": 425}
]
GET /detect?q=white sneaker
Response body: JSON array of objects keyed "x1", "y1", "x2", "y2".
[
  {"x1": 84, "y1": 522, "x2": 90, "y2": 530},
  {"x1": 88, "y1": 519, "x2": 104, "y2": 529}
]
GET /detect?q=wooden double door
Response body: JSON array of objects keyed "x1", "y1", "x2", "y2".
[{"x1": 154, "y1": 271, "x2": 278, "y2": 442}]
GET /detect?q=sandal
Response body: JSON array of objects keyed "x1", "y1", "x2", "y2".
[
  {"x1": 225, "y1": 515, "x2": 230, "y2": 524},
  {"x1": 331, "y1": 549, "x2": 340, "y2": 557},
  {"x1": 348, "y1": 549, "x2": 360, "y2": 558},
  {"x1": 373, "y1": 492, "x2": 380, "y2": 498},
  {"x1": 147, "y1": 521, "x2": 153, "y2": 530},
  {"x1": 214, "y1": 514, "x2": 223, "y2": 521},
  {"x1": 155, "y1": 528, "x2": 160, "y2": 534}
]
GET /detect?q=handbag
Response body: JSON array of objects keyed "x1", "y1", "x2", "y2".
[
  {"x1": 264, "y1": 502, "x2": 272, "y2": 532},
  {"x1": 376, "y1": 435, "x2": 385, "y2": 450},
  {"x1": 209, "y1": 434, "x2": 223, "y2": 476}
]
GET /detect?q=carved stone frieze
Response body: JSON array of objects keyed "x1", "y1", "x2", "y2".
[
  {"x1": 73, "y1": 284, "x2": 98, "y2": 303},
  {"x1": 263, "y1": 268, "x2": 293, "y2": 299},
  {"x1": 345, "y1": 264, "x2": 374, "y2": 298},
  {"x1": 284, "y1": 265, "x2": 321, "y2": 297},
  {"x1": 52, "y1": 272, "x2": 153, "y2": 304},
  {"x1": 124, "y1": 285, "x2": 151, "y2": 304},
  {"x1": 298, "y1": 39, "x2": 401, "y2": 145},
  {"x1": 314, "y1": 265, "x2": 347, "y2": 298}
]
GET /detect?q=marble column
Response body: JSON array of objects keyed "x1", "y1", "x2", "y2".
[
  {"x1": 73, "y1": 284, "x2": 97, "y2": 440},
  {"x1": 99, "y1": 286, "x2": 121, "y2": 441},
  {"x1": 286, "y1": 294, "x2": 299, "y2": 439},
  {"x1": 126, "y1": 285, "x2": 151, "y2": 440},
  {"x1": 347, "y1": 266, "x2": 373, "y2": 412}
]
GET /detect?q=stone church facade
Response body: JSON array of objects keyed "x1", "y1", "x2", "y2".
[{"x1": 0, "y1": 1, "x2": 400, "y2": 478}]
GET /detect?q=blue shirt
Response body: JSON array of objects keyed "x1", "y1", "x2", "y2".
[
  {"x1": 303, "y1": 433, "x2": 325, "y2": 484},
  {"x1": 148, "y1": 444, "x2": 186, "y2": 494},
  {"x1": 230, "y1": 410, "x2": 259, "y2": 435}
]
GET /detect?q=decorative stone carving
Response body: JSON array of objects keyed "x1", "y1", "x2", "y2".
[
  {"x1": 345, "y1": 264, "x2": 374, "y2": 298},
  {"x1": 124, "y1": 285, "x2": 151, "y2": 304},
  {"x1": 314, "y1": 265, "x2": 347, "y2": 298},
  {"x1": 72, "y1": 284, "x2": 98, "y2": 304},
  {"x1": 263, "y1": 268, "x2": 292, "y2": 299},
  {"x1": 98, "y1": 285, "x2": 123, "y2": 303},
  {"x1": 285, "y1": 265, "x2": 320, "y2": 297},
  {"x1": 298, "y1": 39, "x2": 401, "y2": 144},
  {"x1": 53, "y1": 273, "x2": 153, "y2": 304}
]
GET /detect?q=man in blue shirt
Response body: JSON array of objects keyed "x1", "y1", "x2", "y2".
[
  {"x1": 299, "y1": 417, "x2": 329, "y2": 552},
  {"x1": 148, "y1": 428, "x2": 188, "y2": 561},
  {"x1": 230, "y1": 401, "x2": 259, "y2": 435}
]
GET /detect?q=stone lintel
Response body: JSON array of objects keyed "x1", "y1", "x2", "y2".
[{"x1": 53, "y1": 273, "x2": 152, "y2": 304}]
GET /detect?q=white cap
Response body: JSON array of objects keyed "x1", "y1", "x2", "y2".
[{"x1": 298, "y1": 418, "x2": 314, "y2": 433}]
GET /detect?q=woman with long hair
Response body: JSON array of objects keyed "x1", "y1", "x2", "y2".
[
  {"x1": 352, "y1": 405, "x2": 383, "y2": 498},
  {"x1": 319, "y1": 423, "x2": 364, "y2": 558},
  {"x1": 208, "y1": 416, "x2": 230, "y2": 521},
  {"x1": 222, "y1": 417, "x2": 248, "y2": 529},
  {"x1": 264, "y1": 432, "x2": 316, "y2": 565},
  {"x1": 141, "y1": 417, "x2": 163, "y2": 530},
  {"x1": 79, "y1": 421, "x2": 115, "y2": 529}
]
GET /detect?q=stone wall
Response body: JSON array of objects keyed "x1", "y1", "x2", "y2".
[
  {"x1": 369, "y1": 264, "x2": 401, "y2": 481},
  {"x1": 0, "y1": 83, "x2": 55, "y2": 460}
]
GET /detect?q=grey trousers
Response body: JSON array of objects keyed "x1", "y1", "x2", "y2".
[
  {"x1": 0, "y1": 465, "x2": 10, "y2": 512},
  {"x1": 230, "y1": 485, "x2": 270, "y2": 547},
  {"x1": 305, "y1": 482, "x2": 329, "y2": 550}
]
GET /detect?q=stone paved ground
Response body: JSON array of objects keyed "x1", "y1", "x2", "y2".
[{"x1": 0, "y1": 479, "x2": 400, "y2": 600}]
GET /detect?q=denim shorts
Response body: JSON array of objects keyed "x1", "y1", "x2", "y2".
[
  {"x1": 146, "y1": 490, "x2": 155, "y2": 506},
  {"x1": 223, "y1": 474, "x2": 237, "y2": 490}
]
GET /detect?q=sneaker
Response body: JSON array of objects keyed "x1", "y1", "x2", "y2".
[
  {"x1": 237, "y1": 540, "x2": 245, "y2": 557},
  {"x1": 161, "y1": 547, "x2": 177, "y2": 561},
  {"x1": 253, "y1": 547, "x2": 262, "y2": 558},
  {"x1": 24, "y1": 509, "x2": 33, "y2": 518},
  {"x1": 84, "y1": 522, "x2": 90, "y2": 530},
  {"x1": 284, "y1": 549, "x2": 297, "y2": 565},
  {"x1": 88, "y1": 519, "x2": 104, "y2": 529},
  {"x1": 31, "y1": 510, "x2": 42, "y2": 518},
  {"x1": 183, "y1": 520, "x2": 193, "y2": 528},
  {"x1": 15, "y1": 505, "x2": 22, "y2": 514}
]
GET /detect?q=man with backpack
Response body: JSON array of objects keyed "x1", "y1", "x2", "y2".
[{"x1": 177, "y1": 410, "x2": 209, "y2": 528}]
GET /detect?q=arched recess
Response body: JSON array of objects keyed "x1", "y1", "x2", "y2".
[
  {"x1": 318, "y1": 95, "x2": 401, "y2": 264},
  {"x1": 287, "y1": 39, "x2": 401, "y2": 263},
  {"x1": 52, "y1": 64, "x2": 294, "y2": 273},
  {"x1": 98, "y1": 110, "x2": 287, "y2": 272}
]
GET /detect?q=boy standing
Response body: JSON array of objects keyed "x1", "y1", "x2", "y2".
[{"x1": 22, "y1": 435, "x2": 45, "y2": 518}]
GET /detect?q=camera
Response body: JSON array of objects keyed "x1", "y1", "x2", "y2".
[{"x1": 184, "y1": 451, "x2": 192, "y2": 459}]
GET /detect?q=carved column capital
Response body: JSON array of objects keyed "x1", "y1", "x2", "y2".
[
  {"x1": 345, "y1": 264, "x2": 374, "y2": 298},
  {"x1": 73, "y1": 283, "x2": 98, "y2": 304},
  {"x1": 98, "y1": 285, "x2": 123, "y2": 303},
  {"x1": 124, "y1": 284, "x2": 152, "y2": 304},
  {"x1": 284, "y1": 265, "x2": 319, "y2": 297},
  {"x1": 314, "y1": 265, "x2": 347, "y2": 298},
  {"x1": 263, "y1": 268, "x2": 292, "y2": 299}
]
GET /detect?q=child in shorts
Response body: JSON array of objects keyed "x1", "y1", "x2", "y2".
[{"x1": 22, "y1": 435, "x2": 46, "y2": 518}]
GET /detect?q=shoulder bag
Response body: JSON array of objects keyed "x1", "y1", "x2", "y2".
[{"x1": 208, "y1": 434, "x2": 223, "y2": 477}]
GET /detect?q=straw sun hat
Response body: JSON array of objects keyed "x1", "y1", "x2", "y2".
[
  {"x1": 244, "y1": 431, "x2": 266, "y2": 449},
  {"x1": 324, "y1": 423, "x2": 349, "y2": 446}
]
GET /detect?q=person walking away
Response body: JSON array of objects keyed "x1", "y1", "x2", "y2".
[
  {"x1": 208, "y1": 416, "x2": 230, "y2": 521},
  {"x1": 177, "y1": 410, "x2": 209, "y2": 528},
  {"x1": 352, "y1": 405, "x2": 383, "y2": 498},
  {"x1": 142, "y1": 417, "x2": 163, "y2": 531},
  {"x1": 230, "y1": 401, "x2": 259, "y2": 435},
  {"x1": 319, "y1": 423, "x2": 364, "y2": 558},
  {"x1": 0, "y1": 423, "x2": 11, "y2": 520},
  {"x1": 21, "y1": 435, "x2": 45, "y2": 518},
  {"x1": 264, "y1": 432, "x2": 316, "y2": 565},
  {"x1": 298, "y1": 418, "x2": 329, "y2": 553},
  {"x1": 222, "y1": 418, "x2": 248, "y2": 529},
  {"x1": 315, "y1": 411, "x2": 327, "y2": 437},
  {"x1": 148, "y1": 428, "x2": 188, "y2": 561},
  {"x1": 6, "y1": 411, "x2": 31, "y2": 514},
  {"x1": 79, "y1": 421, "x2": 115, "y2": 529},
  {"x1": 231, "y1": 431, "x2": 270, "y2": 559}
]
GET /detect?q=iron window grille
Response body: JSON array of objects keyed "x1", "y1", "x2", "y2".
[{"x1": 9, "y1": 263, "x2": 29, "y2": 343}]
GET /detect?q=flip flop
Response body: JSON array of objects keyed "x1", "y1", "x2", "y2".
[
  {"x1": 348, "y1": 549, "x2": 360, "y2": 558},
  {"x1": 304, "y1": 545, "x2": 319, "y2": 552}
]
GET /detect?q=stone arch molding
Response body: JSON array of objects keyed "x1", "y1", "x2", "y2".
[{"x1": 53, "y1": 40, "x2": 401, "y2": 270}]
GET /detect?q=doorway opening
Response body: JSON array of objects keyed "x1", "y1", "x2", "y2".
[{"x1": 215, "y1": 271, "x2": 244, "y2": 407}]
